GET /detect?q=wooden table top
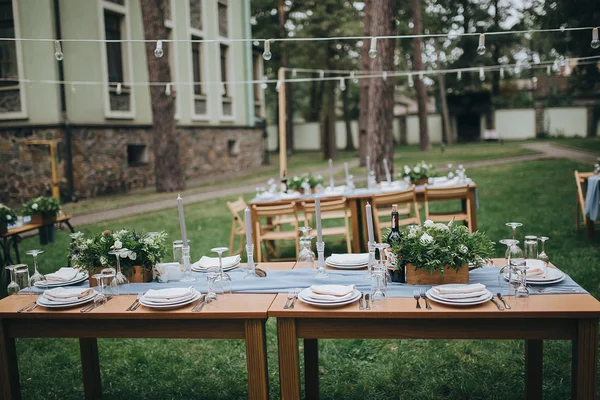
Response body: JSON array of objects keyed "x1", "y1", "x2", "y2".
[{"x1": 2, "y1": 214, "x2": 72, "y2": 237}]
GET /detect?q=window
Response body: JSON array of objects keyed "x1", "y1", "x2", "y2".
[
  {"x1": 189, "y1": 0, "x2": 202, "y2": 30},
  {"x1": 220, "y1": 44, "x2": 232, "y2": 116},
  {"x1": 217, "y1": 0, "x2": 227, "y2": 37},
  {"x1": 127, "y1": 144, "x2": 148, "y2": 166},
  {"x1": 188, "y1": 0, "x2": 206, "y2": 118},
  {"x1": 192, "y1": 39, "x2": 203, "y2": 96},
  {"x1": 164, "y1": 0, "x2": 178, "y2": 118},
  {"x1": 160, "y1": 0, "x2": 171, "y2": 22},
  {"x1": 0, "y1": 0, "x2": 23, "y2": 117},
  {"x1": 104, "y1": 11, "x2": 124, "y2": 83}
]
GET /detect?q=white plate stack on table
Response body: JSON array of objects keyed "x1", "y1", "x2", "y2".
[
  {"x1": 138, "y1": 287, "x2": 202, "y2": 310},
  {"x1": 504, "y1": 259, "x2": 565, "y2": 285},
  {"x1": 34, "y1": 267, "x2": 88, "y2": 288},
  {"x1": 298, "y1": 284, "x2": 361, "y2": 307},
  {"x1": 426, "y1": 283, "x2": 493, "y2": 306},
  {"x1": 325, "y1": 253, "x2": 369, "y2": 270},
  {"x1": 191, "y1": 255, "x2": 241, "y2": 273},
  {"x1": 36, "y1": 287, "x2": 97, "y2": 309}
]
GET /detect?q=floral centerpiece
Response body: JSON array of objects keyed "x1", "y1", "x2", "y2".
[
  {"x1": 287, "y1": 174, "x2": 325, "y2": 193},
  {"x1": 0, "y1": 204, "x2": 17, "y2": 234},
  {"x1": 401, "y1": 161, "x2": 436, "y2": 185},
  {"x1": 594, "y1": 157, "x2": 600, "y2": 175},
  {"x1": 22, "y1": 196, "x2": 61, "y2": 224},
  {"x1": 69, "y1": 229, "x2": 168, "y2": 283},
  {"x1": 386, "y1": 220, "x2": 494, "y2": 284}
]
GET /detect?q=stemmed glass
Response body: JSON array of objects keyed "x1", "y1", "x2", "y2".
[
  {"x1": 13, "y1": 265, "x2": 29, "y2": 295},
  {"x1": 537, "y1": 236, "x2": 550, "y2": 275},
  {"x1": 297, "y1": 236, "x2": 315, "y2": 269},
  {"x1": 375, "y1": 243, "x2": 391, "y2": 283},
  {"x1": 211, "y1": 247, "x2": 232, "y2": 294},
  {"x1": 109, "y1": 248, "x2": 129, "y2": 294},
  {"x1": 101, "y1": 267, "x2": 117, "y2": 297},
  {"x1": 206, "y1": 265, "x2": 219, "y2": 301},
  {"x1": 370, "y1": 260, "x2": 387, "y2": 304},
  {"x1": 505, "y1": 222, "x2": 523, "y2": 240},
  {"x1": 91, "y1": 271, "x2": 108, "y2": 307},
  {"x1": 314, "y1": 241, "x2": 329, "y2": 279},
  {"x1": 509, "y1": 242, "x2": 528, "y2": 299},
  {"x1": 5, "y1": 264, "x2": 22, "y2": 295},
  {"x1": 498, "y1": 239, "x2": 517, "y2": 288},
  {"x1": 26, "y1": 250, "x2": 46, "y2": 289}
]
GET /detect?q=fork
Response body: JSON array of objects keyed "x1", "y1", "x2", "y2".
[
  {"x1": 192, "y1": 295, "x2": 207, "y2": 312},
  {"x1": 283, "y1": 289, "x2": 294, "y2": 309},
  {"x1": 289, "y1": 289, "x2": 300, "y2": 309},
  {"x1": 420, "y1": 288, "x2": 432, "y2": 310},
  {"x1": 528, "y1": 286, "x2": 580, "y2": 294},
  {"x1": 17, "y1": 300, "x2": 37, "y2": 313},
  {"x1": 126, "y1": 294, "x2": 142, "y2": 311},
  {"x1": 413, "y1": 289, "x2": 421, "y2": 309}
]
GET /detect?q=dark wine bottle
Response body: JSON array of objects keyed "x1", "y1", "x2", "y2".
[
  {"x1": 387, "y1": 204, "x2": 401, "y2": 245},
  {"x1": 387, "y1": 204, "x2": 405, "y2": 283}
]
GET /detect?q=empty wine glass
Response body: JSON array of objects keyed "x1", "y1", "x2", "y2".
[
  {"x1": 298, "y1": 226, "x2": 312, "y2": 239},
  {"x1": 314, "y1": 241, "x2": 329, "y2": 279},
  {"x1": 537, "y1": 236, "x2": 549, "y2": 274},
  {"x1": 5, "y1": 264, "x2": 22, "y2": 295},
  {"x1": 92, "y1": 272, "x2": 108, "y2": 307},
  {"x1": 206, "y1": 265, "x2": 219, "y2": 301},
  {"x1": 109, "y1": 248, "x2": 129, "y2": 294},
  {"x1": 375, "y1": 243, "x2": 391, "y2": 283},
  {"x1": 509, "y1": 242, "x2": 527, "y2": 298},
  {"x1": 498, "y1": 239, "x2": 517, "y2": 288},
  {"x1": 370, "y1": 262, "x2": 387, "y2": 304},
  {"x1": 523, "y1": 235, "x2": 538, "y2": 259},
  {"x1": 297, "y1": 236, "x2": 315, "y2": 269},
  {"x1": 505, "y1": 222, "x2": 523, "y2": 240},
  {"x1": 101, "y1": 267, "x2": 117, "y2": 297},
  {"x1": 26, "y1": 250, "x2": 46, "y2": 289},
  {"x1": 13, "y1": 264, "x2": 29, "y2": 294},
  {"x1": 211, "y1": 247, "x2": 232, "y2": 294}
]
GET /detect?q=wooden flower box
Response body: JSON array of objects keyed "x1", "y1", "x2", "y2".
[
  {"x1": 88, "y1": 265, "x2": 154, "y2": 287},
  {"x1": 30, "y1": 214, "x2": 56, "y2": 226},
  {"x1": 405, "y1": 263, "x2": 469, "y2": 285}
]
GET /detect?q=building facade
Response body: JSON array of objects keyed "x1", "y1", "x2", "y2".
[{"x1": 0, "y1": 0, "x2": 264, "y2": 206}]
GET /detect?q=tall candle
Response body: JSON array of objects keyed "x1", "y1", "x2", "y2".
[
  {"x1": 244, "y1": 207, "x2": 253, "y2": 245},
  {"x1": 315, "y1": 196, "x2": 323, "y2": 243},
  {"x1": 176, "y1": 194, "x2": 188, "y2": 247},
  {"x1": 383, "y1": 158, "x2": 392, "y2": 183},
  {"x1": 344, "y1": 162, "x2": 349, "y2": 179},
  {"x1": 366, "y1": 202, "x2": 375, "y2": 243},
  {"x1": 328, "y1": 159, "x2": 335, "y2": 188}
]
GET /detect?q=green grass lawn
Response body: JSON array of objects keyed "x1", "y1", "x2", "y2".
[
  {"x1": 4, "y1": 158, "x2": 600, "y2": 399},
  {"x1": 549, "y1": 137, "x2": 600, "y2": 155}
]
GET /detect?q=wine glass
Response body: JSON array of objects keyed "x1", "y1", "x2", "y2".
[
  {"x1": 297, "y1": 236, "x2": 315, "y2": 269},
  {"x1": 523, "y1": 235, "x2": 538, "y2": 260},
  {"x1": 505, "y1": 222, "x2": 523, "y2": 240},
  {"x1": 109, "y1": 248, "x2": 129, "y2": 294},
  {"x1": 13, "y1": 265, "x2": 29, "y2": 294},
  {"x1": 298, "y1": 226, "x2": 312, "y2": 239},
  {"x1": 537, "y1": 236, "x2": 549, "y2": 275},
  {"x1": 314, "y1": 241, "x2": 329, "y2": 279},
  {"x1": 370, "y1": 261, "x2": 387, "y2": 304},
  {"x1": 26, "y1": 250, "x2": 46, "y2": 289},
  {"x1": 509, "y1": 242, "x2": 528, "y2": 298},
  {"x1": 366, "y1": 241, "x2": 376, "y2": 279},
  {"x1": 101, "y1": 267, "x2": 117, "y2": 297},
  {"x1": 211, "y1": 247, "x2": 232, "y2": 294},
  {"x1": 92, "y1": 272, "x2": 108, "y2": 307},
  {"x1": 375, "y1": 243, "x2": 391, "y2": 283},
  {"x1": 5, "y1": 264, "x2": 22, "y2": 295},
  {"x1": 206, "y1": 265, "x2": 219, "y2": 301},
  {"x1": 498, "y1": 239, "x2": 517, "y2": 288}
]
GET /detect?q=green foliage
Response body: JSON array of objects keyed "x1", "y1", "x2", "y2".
[
  {"x1": 400, "y1": 161, "x2": 436, "y2": 183},
  {"x1": 21, "y1": 196, "x2": 61, "y2": 217},
  {"x1": 388, "y1": 222, "x2": 495, "y2": 273},
  {"x1": 0, "y1": 204, "x2": 17, "y2": 227},
  {"x1": 69, "y1": 230, "x2": 168, "y2": 274}
]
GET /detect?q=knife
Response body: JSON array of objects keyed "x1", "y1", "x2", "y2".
[
  {"x1": 490, "y1": 296, "x2": 504, "y2": 310},
  {"x1": 496, "y1": 293, "x2": 511, "y2": 309},
  {"x1": 289, "y1": 293, "x2": 298, "y2": 309},
  {"x1": 358, "y1": 292, "x2": 365, "y2": 310}
]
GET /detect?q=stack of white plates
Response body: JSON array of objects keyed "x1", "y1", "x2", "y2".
[
  {"x1": 138, "y1": 287, "x2": 201, "y2": 310},
  {"x1": 298, "y1": 285, "x2": 361, "y2": 307},
  {"x1": 191, "y1": 255, "x2": 241, "y2": 273},
  {"x1": 36, "y1": 287, "x2": 97, "y2": 309},
  {"x1": 326, "y1": 253, "x2": 369, "y2": 270},
  {"x1": 426, "y1": 284, "x2": 493, "y2": 306},
  {"x1": 34, "y1": 270, "x2": 89, "y2": 288},
  {"x1": 504, "y1": 260, "x2": 565, "y2": 285}
]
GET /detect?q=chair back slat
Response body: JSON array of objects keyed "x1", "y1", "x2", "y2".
[{"x1": 301, "y1": 197, "x2": 347, "y2": 214}]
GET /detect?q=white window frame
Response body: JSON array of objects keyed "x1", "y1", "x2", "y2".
[
  {"x1": 217, "y1": 1, "x2": 234, "y2": 122},
  {"x1": 164, "y1": 0, "x2": 180, "y2": 120},
  {"x1": 186, "y1": 0, "x2": 209, "y2": 121},
  {"x1": 99, "y1": 0, "x2": 136, "y2": 119},
  {"x1": 0, "y1": 0, "x2": 27, "y2": 120}
]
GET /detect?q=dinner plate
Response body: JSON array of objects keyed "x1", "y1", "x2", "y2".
[
  {"x1": 34, "y1": 272, "x2": 89, "y2": 288},
  {"x1": 36, "y1": 290, "x2": 98, "y2": 309},
  {"x1": 192, "y1": 262, "x2": 240, "y2": 272},
  {"x1": 138, "y1": 291, "x2": 202, "y2": 310},
  {"x1": 140, "y1": 290, "x2": 198, "y2": 306},
  {"x1": 503, "y1": 267, "x2": 565, "y2": 284},
  {"x1": 426, "y1": 288, "x2": 493, "y2": 306},
  {"x1": 298, "y1": 288, "x2": 361, "y2": 307},
  {"x1": 326, "y1": 261, "x2": 368, "y2": 270}
]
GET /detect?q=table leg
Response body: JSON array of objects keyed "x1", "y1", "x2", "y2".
[
  {"x1": 277, "y1": 318, "x2": 300, "y2": 400},
  {"x1": 572, "y1": 318, "x2": 598, "y2": 399},
  {"x1": 525, "y1": 340, "x2": 543, "y2": 400},
  {"x1": 585, "y1": 218, "x2": 595, "y2": 241},
  {"x1": 79, "y1": 338, "x2": 102, "y2": 400},
  {"x1": 10, "y1": 236, "x2": 20, "y2": 264},
  {"x1": 244, "y1": 319, "x2": 269, "y2": 400},
  {"x1": 349, "y1": 199, "x2": 361, "y2": 253},
  {"x1": 468, "y1": 189, "x2": 478, "y2": 232},
  {"x1": 0, "y1": 320, "x2": 21, "y2": 400},
  {"x1": 304, "y1": 339, "x2": 319, "y2": 400}
]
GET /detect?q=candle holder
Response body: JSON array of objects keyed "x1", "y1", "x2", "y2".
[
  {"x1": 314, "y1": 241, "x2": 329, "y2": 279},
  {"x1": 179, "y1": 246, "x2": 197, "y2": 282},
  {"x1": 244, "y1": 244, "x2": 261, "y2": 279},
  {"x1": 366, "y1": 240, "x2": 376, "y2": 279}
]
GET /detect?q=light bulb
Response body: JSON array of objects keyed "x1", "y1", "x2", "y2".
[
  {"x1": 319, "y1": 70, "x2": 324, "y2": 79},
  {"x1": 382, "y1": 71, "x2": 387, "y2": 81},
  {"x1": 260, "y1": 80, "x2": 268, "y2": 90},
  {"x1": 262, "y1": 40, "x2": 272, "y2": 60},
  {"x1": 368, "y1": 37, "x2": 377, "y2": 58},
  {"x1": 351, "y1": 71, "x2": 358, "y2": 84},
  {"x1": 292, "y1": 68, "x2": 297, "y2": 78},
  {"x1": 339, "y1": 77, "x2": 346, "y2": 91},
  {"x1": 116, "y1": 82, "x2": 122, "y2": 95},
  {"x1": 154, "y1": 40, "x2": 164, "y2": 58},
  {"x1": 418, "y1": 72, "x2": 424, "y2": 80},
  {"x1": 531, "y1": 76, "x2": 538, "y2": 89},
  {"x1": 165, "y1": 82, "x2": 171, "y2": 96},
  {"x1": 457, "y1": 70, "x2": 462, "y2": 81},
  {"x1": 547, "y1": 65, "x2": 552, "y2": 76},
  {"x1": 479, "y1": 67, "x2": 485, "y2": 81},
  {"x1": 591, "y1": 27, "x2": 600, "y2": 49},
  {"x1": 54, "y1": 40, "x2": 64, "y2": 61},
  {"x1": 500, "y1": 67, "x2": 504, "y2": 80},
  {"x1": 477, "y1": 33, "x2": 486, "y2": 55},
  {"x1": 275, "y1": 80, "x2": 281, "y2": 92},
  {"x1": 71, "y1": 83, "x2": 76, "y2": 93},
  {"x1": 408, "y1": 74, "x2": 414, "y2": 87}
]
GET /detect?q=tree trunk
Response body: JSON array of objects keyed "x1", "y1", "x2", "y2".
[
  {"x1": 366, "y1": 0, "x2": 396, "y2": 180},
  {"x1": 309, "y1": 74, "x2": 324, "y2": 122},
  {"x1": 342, "y1": 83, "x2": 354, "y2": 150},
  {"x1": 435, "y1": 42, "x2": 453, "y2": 145},
  {"x1": 321, "y1": 79, "x2": 338, "y2": 160},
  {"x1": 140, "y1": 0, "x2": 184, "y2": 192},
  {"x1": 358, "y1": 0, "x2": 372, "y2": 166},
  {"x1": 411, "y1": 0, "x2": 430, "y2": 151},
  {"x1": 278, "y1": 0, "x2": 294, "y2": 155}
]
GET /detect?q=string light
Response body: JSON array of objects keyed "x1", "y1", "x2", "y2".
[
  {"x1": 165, "y1": 82, "x2": 171, "y2": 96},
  {"x1": 382, "y1": 71, "x2": 387, "y2": 81},
  {"x1": 408, "y1": 74, "x2": 414, "y2": 87},
  {"x1": 54, "y1": 40, "x2": 63, "y2": 61},
  {"x1": 319, "y1": 70, "x2": 324, "y2": 79},
  {"x1": 547, "y1": 65, "x2": 552, "y2": 76},
  {"x1": 479, "y1": 67, "x2": 485, "y2": 81},
  {"x1": 260, "y1": 75, "x2": 268, "y2": 89},
  {"x1": 457, "y1": 70, "x2": 462, "y2": 81},
  {"x1": 115, "y1": 82, "x2": 122, "y2": 95},
  {"x1": 592, "y1": 27, "x2": 600, "y2": 49},
  {"x1": 500, "y1": 67, "x2": 504, "y2": 79},
  {"x1": 351, "y1": 71, "x2": 358, "y2": 83},
  {"x1": 291, "y1": 68, "x2": 297, "y2": 78},
  {"x1": 275, "y1": 80, "x2": 281, "y2": 92},
  {"x1": 531, "y1": 76, "x2": 538, "y2": 89},
  {"x1": 262, "y1": 39, "x2": 272, "y2": 60},
  {"x1": 368, "y1": 37, "x2": 377, "y2": 58},
  {"x1": 477, "y1": 34, "x2": 486, "y2": 55},
  {"x1": 339, "y1": 77, "x2": 346, "y2": 91},
  {"x1": 154, "y1": 40, "x2": 164, "y2": 58}
]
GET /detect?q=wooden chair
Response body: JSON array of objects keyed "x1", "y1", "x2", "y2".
[
  {"x1": 301, "y1": 197, "x2": 352, "y2": 253},
  {"x1": 252, "y1": 202, "x2": 300, "y2": 262},
  {"x1": 226, "y1": 197, "x2": 247, "y2": 256},
  {"x1": 575, "y1": 171, "x2": 599, "y2": 232},
  {"x1": 424, "y1": 185, "x2": 473, "y2": 232},
  {"x1": 371, "y1": 189, "x2": 421, "y2": 242}
]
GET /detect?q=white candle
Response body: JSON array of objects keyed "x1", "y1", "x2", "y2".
[
  {"x1": 344, "y1": 162, "x2": 349, "y2": 179},
  {"x1": 176, "y1": 194, "x2": 188, "y2": 247},
  {"x1": 244, "y1": 207, "x2": 253, "y2": 245},
  {"x1": 366, "y1": 202, "x2": 375, "y2": 243},
  {"x1": 383, "y1": 158, "x2": 392, "y2": 183},
  {"x1": 315, "y1": 196, "x2": 323, "y2": 243},
  {"x1": 328, "y1": 159, "x2": 335, "y2": 188}
]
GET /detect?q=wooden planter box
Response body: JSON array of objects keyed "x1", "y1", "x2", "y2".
[
  {"x1": 30, "y1": 214, "x2": 56, "y2": 226},
  {"x1": 405, "y1": 263, "x2": 469, "y2": 285},
  {"x1": 88, "y1": 265, "x2": 154, "y2": 287}
]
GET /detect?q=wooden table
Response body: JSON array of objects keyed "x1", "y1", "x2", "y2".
[
  {"x1": 271, "y1": 260, "x2": 600, "y2": 399},
  {"x1": 249, "y1": 186, "x2": 478, "y2": 254}
]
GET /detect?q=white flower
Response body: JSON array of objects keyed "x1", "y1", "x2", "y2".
[
  {"x1": 434, "y1": 223, "x2": 449, "y2": 231},
  {"x1": 414, "y1": 166, "x2": 421, "y2": 174},
  {"x1": 424, "y1": 220, "x2": 434, "y2": 227},
  {"x1": 86, "y1": 239, "x2": 93, "y2": 245},
  {"x1": 404, "y1": 166, "x2": 411, "y2": 174},
  {"x1": 408, "y1": 232, "x2": 416, "y2": 239},
  {"x1": 129, "y1": 251, "x2": 137, "y2": 260},
  {"x1": 31, "y1": 203, "x2": 38, "y2": 210},
  {"x1": 458, "y1": 164, "x2": 463, "y2": 170},
  {"x1": 114, "y1": 240, "x2": 123, "y2": 249},
  {"x1": 6, "y1": 214, "x2": 11, "y2": 220},
  {"x1": 420, "y1": 233, "x2": 434, "y2": 245},
  {"x1": 100, "y1": 256, "x2": 108, "y2": 266},
  {"x1": 447, "y1": 172, "x2": 455, "y2": 179},
  {"x1": 459, "y1": 244, "x2": 469, "y2": 254}
]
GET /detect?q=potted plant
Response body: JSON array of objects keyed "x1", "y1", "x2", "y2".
[
  {"x1": 386, "y1": 220, "x2": 494, "y2": 285},
  {"x1": 70, "y1": 229, "x2": 168, "y2": 285},
  {"x1": 287, "y1": 174, "x2": 325, "y2": 194},
  {"x1": 0, "y1": 204, "x2": 17, "y2": 235},
  {"x1": 401, "y1": 161, "x2": 436, "y2": 185},
  {"x1": 22, "y1": 196, "x2": 61, "y2": 245}
]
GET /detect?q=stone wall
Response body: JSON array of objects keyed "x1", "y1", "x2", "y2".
[{"x1": 0, "y1": 125, "x2": 263, "y2": 207}]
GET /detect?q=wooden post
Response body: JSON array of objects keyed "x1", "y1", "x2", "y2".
[
  {"x1": 49, "y1": 142, "x2": 60, "y2": 199},
  {"x1": 278, "y1": 67, "x2": 287, "y2": 178}
]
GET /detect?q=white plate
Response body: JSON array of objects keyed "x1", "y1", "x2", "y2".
[
  {"x1": 138, "y1": 291, "x2": 202, "y2": 310},
  {"x1": 140, "y1": 290, "x2": 198, "y2": 306},
  {"x1": 36, "y1": 290, "x2": 98, "y2": 309},
  {"x1": 504, "y1": 267, "x2": 565, "y2": 284},
  {"x1": 192, "y1": 263, "x2": 240, "y2": 273},
  {"x1": 326, "y1": 261, "x2": 368, "y2": 270},
  {"x1": 34, "y1": 272, "x2": 89, "y2": 288},
  {"x1": 426, "y1": 288, "x2": 493, "y2": 306},
  {"x1": 298, "y1": 288, "x2": 361, "y2": 307}
]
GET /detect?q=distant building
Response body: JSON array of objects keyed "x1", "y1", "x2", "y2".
[{"x1": 0, "y1": 0, "x2": 264, "y2": 205}]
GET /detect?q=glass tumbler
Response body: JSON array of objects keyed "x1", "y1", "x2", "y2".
[{"x1": 523, "y1": 235, "x2": 538, "y2": 260}]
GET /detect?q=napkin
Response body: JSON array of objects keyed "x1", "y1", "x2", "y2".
[
  {"x1": 305, "y1": 291, "x2": 357, "y2": 302},
  {"x1": 328, "y1": 253, "x2": 369, "y2": 265},
  {"x1": 432, "y1": 290, "x2": 489, "y2": 299},
  {"x1": 143, "y1": 287, "x2": 195, "y2": 303},
  {"x1": 525, "y1": 259, "x2": 546, "y2": 277},
  {"x1": 310, "y1": 284, "x2": 356, "y2": 297},
  {"x1": 432, "y1": 283, "x2": 486, "y2": 296},
  {"x1": 43, "y1": 287, "x2": 93, "y2": 302},
  {"x1": 192, "y1": 255, "x2": 241, "y2": 270},
  {"x1": 45, "y1": 267, "x2": 79, "y2": 282}
]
